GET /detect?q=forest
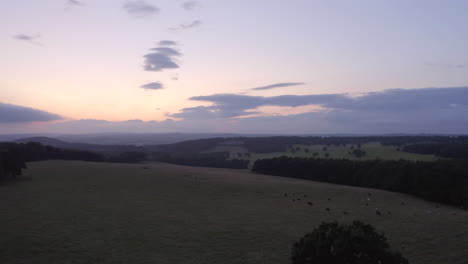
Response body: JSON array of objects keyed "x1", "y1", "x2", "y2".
[
  {"x1": 157, "y1": 135, "x2": 468, "y2": 155},
  {"x1": 252, "y1": 156, "x2": 468, "y2": 208},
  {"x1": 0, "y1": 142, "x2": 104, "y2": 181}
]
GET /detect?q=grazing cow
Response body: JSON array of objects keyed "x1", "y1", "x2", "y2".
[
  {"x1": 325, "y1": 208, "x2": 331, "y2": 213},
  {"x1": 375, "y1": 209, "x2": 382, "y2": 215},
  {"x1": 327, "y1": 198, "x2": 331, "y2": 201},
  {"x1": 343, "y1": 211, "x2": 349, "y2": 215},
  {"x1": 307, "y1": 202, "x2": 313, "y2": 206},
  {"x1": 284, "y1": 193, "x2": 288, "y2": 197},
  {"x1": 365, "y1": 203, "x2": 369, "y2": 206}
]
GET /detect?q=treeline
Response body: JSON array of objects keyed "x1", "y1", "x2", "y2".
[
  {"x1": 0, "y1": 142, "x2": 104, "y2": 181},
  {"x1": 158, "y1": 135, "x2": 468, "y2": 154},
  {"x1": 0, "y1": 143, "x2": 27, "y2": 180},
  {"x1": 403, "y1": 142, "x2": 468, "y2": 158},
  {"x1": 153, "y1": 152, "x2": 249, "y2": 169},
  {"x1": 252, "y1": 156, "x2": 468, "y2": 208},
  {"x1": 19, "y1": 142, "x2": 105, "y2": 162},
  {"x1": 243, "y1": 136, "x2": 468, "y2": 153}
]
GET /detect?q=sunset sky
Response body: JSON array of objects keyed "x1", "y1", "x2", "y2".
[{"x1": 2, "y1": 0, "x2": 468, "y2": 134}]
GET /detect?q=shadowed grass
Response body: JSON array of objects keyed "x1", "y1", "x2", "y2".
[{"x1": 0, "y1": 160, "x2": 466, "y2": 264}]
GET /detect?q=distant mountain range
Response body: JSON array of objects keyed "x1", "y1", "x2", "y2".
[{"x1": 2, "y1": 132, "x2": 465, "y2": 147}]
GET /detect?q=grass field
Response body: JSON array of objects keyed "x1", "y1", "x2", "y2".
[
  {"x1": 1, "y1": 161, "x2": 466, "y2": 264},
  {"x1": 250, "y1": 142, "x2": 438, "y2": 162}
]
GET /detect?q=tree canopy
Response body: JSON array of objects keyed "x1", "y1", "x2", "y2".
[{"x1": 292, "y1": 221, "x2": 409, "y2": 264}]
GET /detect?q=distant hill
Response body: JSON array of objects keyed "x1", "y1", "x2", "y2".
[
  {"x1": 57, "y1": 133, "x2": 272, "y2": 145},
  {"x1": 14, "y1": 137, "x2": 100, "y2": 150},
  {"x1": 13, "y1": 137, "x2": 143, "y2": 154}
]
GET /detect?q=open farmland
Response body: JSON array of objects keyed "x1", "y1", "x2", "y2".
[
  {"x1": 203, "y1": 142, "x2": 438, "y2": 168},
  {"x1": 1, "y1": 161, "x2": 466, "y2": 264},
  {"x1": 251, "y1": 142, "x2": 438, "y2": 162}
]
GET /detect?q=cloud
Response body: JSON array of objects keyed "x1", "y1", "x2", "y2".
[
  {"x1": 4, "y1": 87, "x2": 468, "y2": 134},
  {"x1": 67, "y1": 0, "x2": 84, "y2": 7},
  {"x1": 170, "y1": 20, "x2": 202, "y2": 31},
  {"x1": 158, "y1": 40, "x2": 177, "y2": 46},
  {"x1": 143, "y1": 46, "x2": 181, "y2": 71},
  {"x1": 182, "y1": 1, "x2": 200, "y2": 11},
  {"x1": 251, "y1": 82, "x2": 305, "y2": 91},
  {"x1": 13, "y1": 34, "x2": 42, "y2": 46},
  {"x1": 425, "y1": 62, "x2": 465, "y2": 69},
  {"x1": 149, "y1": 47, "x2": 182, "y2": 56},
  {"x1": 123, "y1": 1, "x2": 160, "y2": 18},
  {"x1": 164, "y1": 87, "x2": 468, "y2": 133},
  {"x1": 0, "y1": 103, "x2": 63, "y2": 123},
  {"x1": 141, "y1": 41, "x2": 182, "y2": 89},
  {"x1": 140, "y1": 82, "x2": 164, "y2": 90},
  {"x1": 167, "y1": 93, "x2": 348, "y2": 118}
]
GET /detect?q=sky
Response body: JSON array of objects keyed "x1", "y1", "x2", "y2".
[{"x1": 1, "y1": 0, "x2": 468, "y2": 134}]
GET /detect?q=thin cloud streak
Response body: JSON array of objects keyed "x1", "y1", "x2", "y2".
[
  {"x1": 67, "y1": 0, "x2": 84, "y2": 7},
  {"x1": 170, "y1": 20, "x2": 202, "y2": 31},
  {"x1": 13, "y1": 34, "x2": 42, "y2": 46},
  {"x1": 425, "y1": 62, "x2": 465, "y2": 69},
  {"x1": 158, "y1": 40, "x2": 177, "y2": 46},
  {"x1": 140, "y1": 82, "x2": 164, "y2": 90},
  {"x1": 251, "y1": 82, "x2": 305, "y2": 91}
]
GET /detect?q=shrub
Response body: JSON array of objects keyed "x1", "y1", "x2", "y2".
[{"x1": 292, "y1": 221, "x2": 409, "y2": 264}]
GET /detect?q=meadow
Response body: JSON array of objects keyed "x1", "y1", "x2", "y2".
[
  {"x1": 251, "y1": 142, "x2": 437, "y2": 161},
  {"x1": 1, "y1": 160, "x2": 466, "y2": 264}
]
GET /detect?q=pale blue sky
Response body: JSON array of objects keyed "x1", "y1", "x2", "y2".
[{"x1": 1, "y1": 0, "x2": 468, "y2": 134}]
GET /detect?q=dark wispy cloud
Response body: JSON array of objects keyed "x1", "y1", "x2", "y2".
[
  {"x1": 0, "y1": 103, "x2": 63, "y2": 123},
  {"x1": 123, "y1": 0, "x2": 160, "y2": 18},
  {"x1": 140, "y1": 82, "x2": 164, "y2": 90},
  {"x1": 425, "y1": 62, "x2": 465, "y2": 69},
  {"x1": 143, "y1": 44, "x2": 182, "y2": 71},
  {"x1": 13, "y1": 34, "x2": 42, "y2": 46},
  {"x1": 182, "y1": 1, "x2": 200, "y2": 11},
  {"x1": 158, "y1": 40, "x2": 177, "y2": 46},
  {"x1": 251, "y1": 82, "x2": 305, "y2": 91},
  {"x1": 168, "y1": 87, "x2": 468, "y2": 133},
  {"x1": 169, "y1": 93, "x2": 349, "y2": 119},
  {"x1": 140, "y1": 41, "x2": 182, "y2": 89},
  {"x1": 170, "y1": 20, "x2": 202, "y2": 31},
  {"x1": 67, "y1": 0, "x2": 84, "y2": 7}
]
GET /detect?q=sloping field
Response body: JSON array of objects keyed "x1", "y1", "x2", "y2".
[
  {"x1": 252, "y1": 142, "x2": 438, "y2": 162},
  {"x1": 0, "y1": 161, "x2": 466, "y2": 264}
]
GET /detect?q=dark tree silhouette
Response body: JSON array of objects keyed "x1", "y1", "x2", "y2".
[
  {"x1": 352, "y1": 148, "x2": 366, "y2": 158},
  {"x1": 252, "y1": 156, "x2": 468, "y2": 208},
  {"x1": 292, "y1": 221, "x2": 409, "y2": 264}
]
